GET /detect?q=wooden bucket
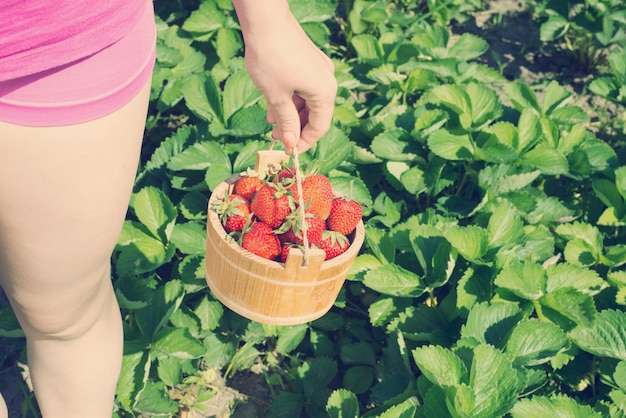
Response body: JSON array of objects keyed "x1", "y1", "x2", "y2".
[{"x1": 205, "y1": 150, "x2": 365, "y2": 325}]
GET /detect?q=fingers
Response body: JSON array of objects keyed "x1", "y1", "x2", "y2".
[
  {"x1": 268, "y1": 86, "x2": 336, "y2": 154},
  {"x1": 267, "y1": 96, "x2": 302, "y2": 150}
]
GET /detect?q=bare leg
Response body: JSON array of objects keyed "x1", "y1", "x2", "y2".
[
  {"x1": 0, "y1": 391, "x2": 6, "y2": 418},
  {"x1": 0, "y1": 79, "x2": 151, "y2": 418}
]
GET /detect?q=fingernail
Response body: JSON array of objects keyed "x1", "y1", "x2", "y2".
[{"x1": 284, "y1": 132, "x2": 297, "y2": 148}]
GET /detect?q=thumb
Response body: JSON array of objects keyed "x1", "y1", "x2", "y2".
[{"x1": 268, "y1": 100, "x2": 301, "y2": 150}]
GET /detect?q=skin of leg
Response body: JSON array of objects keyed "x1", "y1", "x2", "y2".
[
  {"x1": 0, "y1": 79, "x2": 151, "y2": 418},
  {"x1": 0, "y1": 392, "x2": 6, "y2": 418}
]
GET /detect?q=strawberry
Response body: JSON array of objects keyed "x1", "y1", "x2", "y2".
[
  {"x1": 241, "y1": 221, "x2": 281, "y2": 260},
  {"x1": 211, "y1": 192, "x2": 251, "y2": 233},
  {"x1": 320, "y1": 230, "x2": 350, "y2": 260},
  {"x1": 279, "y1": 210, "x2": 325, "y2": 247},
  {"x1": 326, "y1": 197, "x2": 362, "y2": 235},
  {"x1": 290, "y1": 173, "x2": 334, "y2": 220},
  {"x1": 234, "y1": 174, "x2": 264, "y2": 201},
  {"x1": 250, "y1": 184, "x2": 293, "y2": 228}
]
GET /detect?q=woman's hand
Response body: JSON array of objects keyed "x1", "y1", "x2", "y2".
[{"x1": 232, "y1": 0, "x2": 337, "y2": 153}]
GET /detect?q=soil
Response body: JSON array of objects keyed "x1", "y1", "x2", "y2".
[{"x1": 0, "y1": 1, "x2": 623, "y2": 417}]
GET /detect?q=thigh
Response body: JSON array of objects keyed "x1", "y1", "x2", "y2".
[{"x1": 0, "y1": 79, "x2": 150, "y2": 334}]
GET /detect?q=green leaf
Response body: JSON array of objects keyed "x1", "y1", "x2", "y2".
[
  {"x1": 466, "y1": 82, "x2": 502, "y2": 127},
  {"x1": 467, "y1": 344, "x2": 524, "y2": 417},
  {"x1": 540, "y1": 287, "x2": 596, "y2": 327},
  {"x1": 522, "y1": 144, "x2": 569, "y2": 175},
  {"x1": 510, "y1": 394, "x2": 603, "y2": 417},
  {"x1": 448, "y1": 33, "x2": 489, "y2": 61},
  {"x1": 289, "y1": 0, "x2": 336, "y2": 23},
  {"x1": 351, "y1": 34, "x2": 383, "y2": 66},
  {"x1": 495, "y1": 260, "x2": 546, "y2": 300},
  {"x1": 343, "y1": 366, "x2": 374, "y2": 394},
  {"x1": 0, "y1": 306, "x2": 23, "y2": 338},
  {"x1": 341, "y1": 342, "x2": 377, "y2": 367},
  {"x1": 214, "y1": 27, "x2": 242, "y2": 63},
  {"x1": 268, "y1": 392, "x2": 304, "y2": 418},
  {"x1": 131, "y1": 187, "x2": 177, "y2": 241},
  {"x1": 156, "y1": 357, "x2": 181, "y2": 387},
  {"x1": 616, "y1": 166, "x2": 626, "y2": 200},
  {"x1": 365, "y1": 226, "x2": 396, "y2": 265},
  {"x1": 427, "y1": 130, "x2": 474, "y2": 160},
  {"x1": 412, "y1": 345, "x2": 468, "y2": 387},
  {"x1": 368, "y1": 297, "x2": 397, "y2": 326},
  {"x1": 170, "y1": 221, "x2": 205, "y2": 255},
  {"x1": 194, "y1": 296, "x2": 223, "y2": 332},
  {"x1": 114, "y1": 275, "x2": 155, "y2": 310},
  {"x1": 540, "y1": 15, "x2": 570, "y2": 42},
  {"x1": 326, "y1": 389, "x2": 360, "y2": 418},
  {"x1": 487, "y1": 202, "x2": 525, "y2": 248},
  {"x1": 167, "y1": 140, "x2": 230, "y2": 171},
  {"x1": 377, "y1": 397, "x2": 420, "y2": 418},
  {"x1": 370, "y1": 129, "x2": 418, "y2": 162},
  {"x1": 550, "y1": 106, "x2": 589, "y2": 126},
  {"x1": 316, "y1": 126, "x2": 353, "y2": 173},
  {"x1": 133, "y1": 381, "x2": 178, "y2": 415},
  {"x1": 517, "y1": 110, "x2": 542, "y2": 153},
  {"x1": 541, "y1": 81, "x2": 572, "y2": 115},
  {"x1": 179, "y1": 191, "x2": 208, "y2": 221},
  {"x1": 569, "y1": 309, "x2": 626, "y2": 361},
  {"x1": 427, "y1": 84, "x2": 472, "y2": 121},
  {"x1": 115, "y1": 222, "x2": 175, "y2": 276},
  {"x1": 116, "y1": 343, "x2": 151, "y2": 410},
  {"x1": 135, "y1": 280, "x2": 185, "y2": 341},
  {"x1": 503, "y1": 82, "x2": 540, "y2": 113},
  {"x1": 222, "y1": 70, "x2": 262, "y2": 121},
  {"x1": 555, "y1": 222, "x2": 603, "y2": 263},
  {"x1": 545, "y1": 263, "x2": 608, "y2": 296},
  {"x1": 506, "y1": 320, "x2": 570, "y2": 366},
  {"x1": 232, "y1": 140, "x2": 267, "y2": 173},
  {"x1": 370, "y1": 333, "x2": 414, "y2": 404},
  {"x1": 182, "y1": 1, "x2": 223, "y2": 37},
  {"x1": 298, "y1": 357, "x2": 337, "y2": 399},
  {"x1": 362, "y1": 264, "x2": 426, "y2": 297},
  {"x1": 151, "y1": 327, "x2": 206, "y2": 359},
  {"x1": 223, "y1": 105, "x2": 270, "y2": 137},
  {"x1": 410, "y1": 230, "x2": 455, "y2": 289},
  {"x1": 182, "y1": 73, "x2": 223, "y2": 123},
  {"x1": 226, "y1": 341, "x2": 260, "y2": 377},
  {"x1": 444, "y1": 225, "x2": 489, "y2": 262},
  {"x1": 275, "y1": 324, "x2": 308, "y2": 354},
  {"x1": 461, "y1": 302, "x2": 524, "y2": 348}
]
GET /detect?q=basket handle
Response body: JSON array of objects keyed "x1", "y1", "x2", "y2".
[{"x1": 254, "y1": 146, "x2": 314, "y2": 267}]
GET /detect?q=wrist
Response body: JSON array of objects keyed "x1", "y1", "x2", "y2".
[{"x1": 232, "y1": 0, "x2": 294, "y2": 40}]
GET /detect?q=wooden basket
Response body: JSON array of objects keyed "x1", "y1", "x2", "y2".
[{"x1": 205, "y1": 150, "x2": 365, "y2": 325}]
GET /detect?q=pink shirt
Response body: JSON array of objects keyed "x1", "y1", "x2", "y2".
[{"x1": 0, "y1": 0, "x2": 144, "y2": 81}]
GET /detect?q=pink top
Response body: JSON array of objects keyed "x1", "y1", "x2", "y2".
[{"x1": 0, "y1": 0, "x2": 145, "y2": 81}]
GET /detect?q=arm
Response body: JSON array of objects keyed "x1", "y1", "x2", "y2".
[{"x1": 232, "y1": 0, "x2": 337, "y2": 153}]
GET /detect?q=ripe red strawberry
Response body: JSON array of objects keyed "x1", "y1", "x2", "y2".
[
  {"x1": 241, "y1": 221, "x2": 281, "y2": 260},
  {"x1": 277, "y1": 167, "x2": 296, "y2": 184},
  {"x1": 250, "y1": 184, "x2": 293, "y2": 228},
  {"x1": 290, "y1": 173, "x2": 334, "y2": 220},
  {"x1": 326, "y1": 197, "x2": 362, "y2": 235},
  {"x1": 320, "y1": 231, "x2": 350, "y2": 260},
  {"x1": 234, "y1": 175, "x2": 264, "y2": 201},
  {"x1": 279, "y1": 211, "x2": 325, "y2": 247},
  {"x1": 211, "y1": 192, "x2": 251, "y2": 233}
]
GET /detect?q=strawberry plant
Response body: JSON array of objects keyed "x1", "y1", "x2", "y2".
[{"x1": 2, "y1": 0, "x2": 626, "y2": 417}]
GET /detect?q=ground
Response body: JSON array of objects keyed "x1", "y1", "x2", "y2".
[{"x1": 0, "y1": 0, "x2": 622, "y2": 416}]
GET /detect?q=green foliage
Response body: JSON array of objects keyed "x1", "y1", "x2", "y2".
[{"x1": 3, "y1": 0, "x2": 626, "y2": 417}]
